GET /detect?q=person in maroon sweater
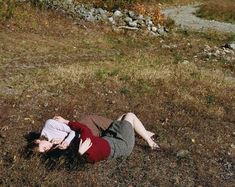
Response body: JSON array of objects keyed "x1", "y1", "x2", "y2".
[{"x1": 53, "y1": 113, "x2": 159, "y2": 163}]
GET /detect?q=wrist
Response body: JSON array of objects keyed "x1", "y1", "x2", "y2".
[{"x1": 64, "y1": 120, "x2": 69, "y2": 125}]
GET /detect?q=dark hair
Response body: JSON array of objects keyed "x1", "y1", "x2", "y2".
[
  {"x1": 22, "y1": 132, "x2": 85, "y2": 170},
  {"x1": 22, "y1": 131, "x2": 41, "y2": 158}
]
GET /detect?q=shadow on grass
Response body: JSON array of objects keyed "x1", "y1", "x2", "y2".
[{"x1": 22, "y1": 132, "x2": 86, "y2": 171}]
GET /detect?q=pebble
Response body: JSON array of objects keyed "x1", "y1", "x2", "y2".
[
  {"x1": 176, "y1": 149, "x2": 190, "y2": 158},
  {"x1": 108, "y1": 17, "x2": 115, "y2": 24},
  {"x1": 157, "y1": 27, "x2": 165, "y2": 35},
  {"x1": 128, "y1": 10, "x2": 136, "y2": 18},
  {"x1": 224, "y1": 43, "x2": 235, "y2": 50},
  {"x1": 124, "y1": 16, "x2": 132, "y2": 23},
  {"x1": 113, "y1": 10, "x2": 123, "y2": 18},
  {"x1": 182, "y1": 60, "x2": 190, "y2": 65},
  {"x1": 128, "y1": 20, "x2": 138, "y2": 27},
  {"x1": 151, "y1": 26, "x2": 157, "y2": 32}
]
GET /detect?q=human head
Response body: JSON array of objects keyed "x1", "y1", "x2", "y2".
[{"x1": 34, "y1": 137, "x2": 53, "y2": 153}]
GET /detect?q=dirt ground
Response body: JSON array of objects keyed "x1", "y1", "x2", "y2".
[{"x1": 0, "y1": 2, "x2": 234, "y2": 187}]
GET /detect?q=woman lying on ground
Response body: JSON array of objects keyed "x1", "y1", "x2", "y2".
[
  {"x1": 34, "y1": 114, "x2": 112, "y2": 153},
  {"x1": 35, "y1": 113, "x2": 159, "y2": 163}
]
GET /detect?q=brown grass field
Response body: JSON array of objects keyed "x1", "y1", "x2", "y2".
[
  {"x1": 0, "y1": 1, "x2": 234, "y2": 186},
  {"x1": 196, "y1": 0, "x2": 235, "y2": 24}
]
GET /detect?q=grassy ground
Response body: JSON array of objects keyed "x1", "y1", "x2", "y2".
[
  {"x1": 196, "y1": 0, "x2": 235, "y2": 24},
  {"x1": 0, "y1": 2, "x2": 235, "y2": 186}
]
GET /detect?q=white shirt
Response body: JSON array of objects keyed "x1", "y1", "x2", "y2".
[{"x1": 41, "y1": 119, "x2": 75, "y2": 145}]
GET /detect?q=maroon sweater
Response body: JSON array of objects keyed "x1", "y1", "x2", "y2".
[{"x1": 68, "y1": 121, "x2": 111, "y2": 163}]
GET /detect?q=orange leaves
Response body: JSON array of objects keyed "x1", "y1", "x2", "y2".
[
  {"x1": 152, "y1": 6, "x2": 165, "y2": 25},
  {"x1": 133, "y1": 3, "x2": 165, "y2": 25},
  {"x1": 132, "y1": 3, "x2": 147, "y2": 15}
]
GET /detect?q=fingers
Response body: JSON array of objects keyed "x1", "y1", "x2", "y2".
[
  {"x1": 79, "y1": 138, "x2": 83, "y2": 147},
  {"x1": 87, "y1": 141, "x2": 93, "y2": 149},
  {"x1": 81, "y1": 138, "x2": 92, "y2": 148},
  {"x1": 58, "y1": 141, "x2": 69, "y2": 150},
  {"x1": 78, "y1": 138, "x2": 92, "y2": 155},
  {"x1": 151, "y1": 143, "x2": 160, "y2": 150},
  {"x1": 53, "y1": 116, "x2": 60, "y2": 119}
]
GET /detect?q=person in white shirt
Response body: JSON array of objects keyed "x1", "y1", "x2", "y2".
[{"x1": 35, "y1": 118, "x2": 76, "y2": 152}]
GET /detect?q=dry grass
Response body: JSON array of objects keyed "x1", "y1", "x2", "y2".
[
  {"x1": 196, "y1": 0, "x2": 235, "y2": 24},
  {"x1": 0, "y1": 1, "x2": 235, "y2": 187}
]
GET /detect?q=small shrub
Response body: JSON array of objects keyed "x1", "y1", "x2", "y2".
[
  {"x1": 95, "y1": 69, "x2": 109, "y2": 80},
  {"x1": 206, "y1": 95, "x2": 216, "y2": 105},
  {"x1": 132, "y1": 3, "x2": 166, "y2": 25},
  {"x1": 120, "y1": 87, "x2": 130, "y2": 95},
  {"x1": 0, "y1": 0, "x2": 16, "y2": 21}
]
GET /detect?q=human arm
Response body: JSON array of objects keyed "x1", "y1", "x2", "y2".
[
  {"x1": 53, "y1": 116, "x2": 69, "y2": 125},
  {"x1": 49, "y1": 116, "x2": 75, "y2": 147}
]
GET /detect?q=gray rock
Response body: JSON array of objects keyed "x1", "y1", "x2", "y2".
[
  {"x1": 137, "y1": 19, "x2": 145, "y2": 27},
  {"x1": 108, "y1": 17, "x2": 116, "y2": 25},
  {"x1": 96, "y1": 8, "x2": 105, "y2": 14},
  {"x1": 157, "y1": 23, "x2": 162, "y2": 29},
  {"x1": 224, "y1": 42, "x2": 235, "y2": 50},
  {"x1": 137, "y1": 14, "x2": 144, "y2": 20},
  {"x1": 146, "y1": 20, "x2": 153, "y2": 26},
  {"x1": 151, "y1": 26, "x2": 157, "y2": 32},
  {"x1": 176, "y1": 150, "x2": 190, "y2": 158},
  {"x1": 90, "y1": 8, "x2": 95, "y2": 14},
  {"x1": 157, "y1": 27, "x2": 166, "y2": 35},
  {"x1": 85, "y1": 14, "x2": 95, "y2": 22},
  {"x1": 128, "y1": 20, "x2": 138, "y2": 27},
  {"x1": 113, "y1": 10, "x2": 123, "y2": 18},
  {"x1": 145, "y1": 16, "x2": 151, "y2": 22},
  {"x1": 128, "y1": 10, "x2": 136, "y2": 19},
  {"x1": 124, "y1": 16, "x2": 132, "y2": 23},
  {"x1": 96, "y1": 8, "x2": 108, "y2": 20}
]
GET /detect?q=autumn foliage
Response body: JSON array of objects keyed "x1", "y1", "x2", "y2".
[{"x1": 133, "y1": 3, "x2": 166, "y2": 25}]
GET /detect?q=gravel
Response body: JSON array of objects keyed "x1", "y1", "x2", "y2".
[{"x1": 163, "y1": 4, "x2": 235, "y2": 33}]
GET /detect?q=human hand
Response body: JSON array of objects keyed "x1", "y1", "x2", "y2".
[
  {"x1": 78, "y1": 138, "x2": 93, "y2": 155},
  {"x1": 51, "y1": 138, "x2": 63, "y2": 145},
  {"x1": 53, "y1": 116, "x2": 69, "y2": 124},
  {"x1": 57, "y1": 141, "x2": 69, "y2": 150},
  {"x1": 151, "y1": 142, "x2": 160, "y2": 150}
]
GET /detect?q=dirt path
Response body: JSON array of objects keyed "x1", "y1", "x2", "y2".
[{"x1": 163, "y1": 4, "x2": 235, "y2": 33}]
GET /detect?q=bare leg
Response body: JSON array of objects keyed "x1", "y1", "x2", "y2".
[
  {"x1": 117, "y1": 114, "x2": 126, "y2": 121},
  {"x1": 122, "y1": 113, "x2": 159, "y2": 149}
]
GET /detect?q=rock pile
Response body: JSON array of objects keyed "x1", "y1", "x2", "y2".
[
  {"x1": 27, "y1": 0, "x2": 168, "y2": 36},
  {"x1": 202, "y1": 43, "x2": 235, "y2": 62}
]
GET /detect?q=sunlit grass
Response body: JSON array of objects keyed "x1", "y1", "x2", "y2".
[{"x1": 196, "y1": 0, "x2": 235, "y2": 24}]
